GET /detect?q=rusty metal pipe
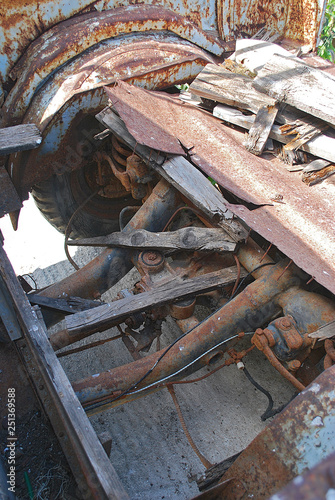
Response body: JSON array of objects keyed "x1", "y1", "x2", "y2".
[
  {"x1": 73, "y1": 257, "x2": 300, "y2": 408},
  {"x1": 39, "y1": 179, "x2": 181, "y2": 300}
]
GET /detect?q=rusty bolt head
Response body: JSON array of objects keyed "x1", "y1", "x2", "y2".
[
  {"x1": 140, "y1": 250, "x2": 164, "y2": 270},
  {"x1": 147, "y1": 252, "x2": 159, "y2": 261},
  {"x1": 287, "y1": 359, "x2": 301, "y2": 371},
  {"x1": 280, "y1": 317, "x2": 292, "y2": 329}
]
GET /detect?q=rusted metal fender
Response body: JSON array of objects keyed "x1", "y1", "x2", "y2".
[
  {"x1": 2, "y1": 5, "x2": 229, "y2": 127},
  {"x1": 269, "y1": 450, "x2": 335, "y2": 500},
  {"x1": 9, "y1": 34, "x2": 217, "y2": 197},
  {"x1": 217, "y1": 365, "x2": 335, "y2": 499}
]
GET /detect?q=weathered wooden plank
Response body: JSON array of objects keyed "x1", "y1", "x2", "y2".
[
  {"x1": 0, "y1": 124, "x2": 41, "y2": 155},
  {"x1": 63, "y1": 266, "x2": 245, "y2": 339},
  {"x1": 28, "y1": 294, "x2": 102, "y2": 314},
  {"x1": 278, "y1": 113, "x2": 329, "y2": 150},
  {"x1": 302, "y1": 164, "x2": 335, "y2": 186},
  {"x1": 0, "y1": 243, "x2": 128, "y2": 499},
  {"x1": 190, "y1": 64, "x2": 276, "y2": 114},
  {"x1": 191, "y1": 63, "x2": 329, "y2": 151},
  {"x1": 213, "y1": 104, "x2": 335, "y2": 163},
  {"x1": 244, "y1": 104, "x2": 278, "y2": 155},
  {"x1": 0, "y1": 166, "x2": 22, "y2": 217},
  {"x1": 233, "y1": 38, "x2": 292, "y2": 74},
  {"x1": 69, "y1": 227, "x2": 236, "y2": 252},
  {"x1": 253, "y1": 54, "x2": 335, "y2": 127},
  {"x1": 23, "y1": 308, "x2": 128, "y2": 499},
  {"x1": 96, "y1": 108, "x2": 247, "y2": 242},
  {"x1": 309, "y1": 320, "x2": 335, "y2": 340}
]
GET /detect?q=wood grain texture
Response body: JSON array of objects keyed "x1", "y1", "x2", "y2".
[
  {"x1": 253, "y1": 54, "x2": 335, "y2": 127},
  {"x1": 245, "y1": 104, "x2": 278, "y2": 155},
  {"x1": 309, "y1": 320, "x2": 335, "y2": 339},
  {"x1": 96, "y1": 107, "x2": 247, "y2": 242},
  {"x1": 70, "y1": 227, "x2": 237, "y2": 252},
  {"x1": 190, "y1": 64, "x2": 276, "y2": 113},
  {"x1": 0, "y1": 166, "x2": 22, "y2": 217},
  {"x1": 213, "y1": 104, "x2": 335, "y2": 163},
  {"x1": 65, "y1": 266, "x2": 245, "y2": 338},
  {"x1": 0, "y1": 244, "x2": 127, "y2": 499},
  {"x1": 0, "y1": 124, "x2": 41, "y2": 155}
]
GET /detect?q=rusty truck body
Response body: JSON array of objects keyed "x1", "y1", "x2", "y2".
[{"x1": 1, "y1": 0, "x2": 335, "y2": 498}]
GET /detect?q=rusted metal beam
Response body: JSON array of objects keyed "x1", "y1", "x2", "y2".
[
  {"x1": 72, "y1": 255, "x2": 301, "y2": 412},
  {"x1": 37, "y1": 178, "x2": 182, "y2": 300}
]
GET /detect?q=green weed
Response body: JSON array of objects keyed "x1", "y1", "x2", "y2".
[{"x1": 318, "y1": 0, "x2": 335, "y2": 62}]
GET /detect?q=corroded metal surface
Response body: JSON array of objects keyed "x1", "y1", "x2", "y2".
[
  {"x1": 72, "y1": 255, "x2": 300, "y2": 411},
  {"x1": 10, "y1": 34, "x2": 215, "y2": 195},
  {"x1": 24, "y1": 34, "x2": 215, "y2": 135},
  {"x1": 271, "y1": 451, "x2": 335, "y2": 499},
  {"x1": 2, "y1": 5, "x2": 227, "y2": 126},
  {"x1": 219, "y1": 365, "x2": 335, "y2": 498},
  {"x1": 217, "y1": 0, "x2": 325, "y2": 49},
  {"x1": 106, "y1": 82, "x2": 186, "y2": 154},
  {"x1": 0, "y1": 0, "x2": 218, "y2": 83},
  {"x1": 103, "y1": 83, "x2": 335, "y2": 294}
]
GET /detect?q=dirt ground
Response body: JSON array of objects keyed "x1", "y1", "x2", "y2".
[{"x1": 0, "y1": 197, "x2": 297, "y2": 499}]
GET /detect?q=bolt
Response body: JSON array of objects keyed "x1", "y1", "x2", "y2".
[
  {"x1": 287, "y1": 359, "x2": 301, "y2": 371},
  {"x1": 147, "y1": 252, "x2": 158, "y2": 261},
  {"x1": 280, "y1": 317, "x2": 291, "y2": 329}
]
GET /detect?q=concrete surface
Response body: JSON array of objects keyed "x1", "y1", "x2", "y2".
[{"x1": 0, "y1": 196, "x2": 296, "y2": 499}]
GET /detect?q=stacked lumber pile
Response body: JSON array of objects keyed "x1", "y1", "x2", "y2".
[{"x1": 189, "y1": 39, "x2": 335, "y2": 186}]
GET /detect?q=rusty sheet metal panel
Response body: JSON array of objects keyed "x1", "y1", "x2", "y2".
[
  {"x1": 219, "y1": 365, "x2": 335, "y2": 498},
  {"x1": 270, "y1": 451, "x2": 335, "y2": 500},
  {"x1": 9, "y1": 35, "x2": 215, "y2": 193},
  {"x1": 0, "y1": 0, "x2": 218, "y2": 84},
  {"x1": 102, "y1": 83, "x2": 335, "y2": 294},
  {"x1": 1, "y1": 5, "x2": 227, "y2": 127},
  {"x1": 216, "y1": 0, "x2": 326, "y2": 49},
  {"x1": 24, "y1": 34, "x2": 216, "y2": 134}
]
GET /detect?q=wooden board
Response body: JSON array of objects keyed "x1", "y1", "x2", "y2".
[
  {"x1": 70, "y1": 227, "x2": 236, "y2": 253},
  {"x1": 253, "y1": 54, "x2": 335, "y2": 127},
  {"x1": 191, "y1": 63, "x2": 328, "y2": 152},
  {"x1": 245, "y1": 104, "x2": 278, "y2": 155},
  {"x1": 63, "y1": 266, "x2": 245, "y2": 339},
  {"x1": 309, "y1": 320, "x2": 335, "y2": 340},
  {"x1": 190, "y1": 64, "x2": 276, "y2": 114},
  {"x1": 0, "y1": 166, "x2": 22, "y2": 217},
  {"x1": 96, "y1": 107, "x2": 247, "y2": 242},
  {"x1": 213, "y1": 104, "x2": 335, "y2": 163},
  {"x1": 0, "y1": 124, "x2": 41, "y2": 155},
  {"x1": 0, "y1": 243, "x2": 128, "y2": 499}
]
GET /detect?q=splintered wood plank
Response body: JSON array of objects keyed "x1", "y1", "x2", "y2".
[
  {"x1": 189, "y1": 63, "x2": 276, "y2": 113},
  {"x1": 253, "y1": 54, "x2": 335, "y2": 127},
  {"x1": 0, "y1": 166, "x2": 22, "y2": 217},
  {"x1": 0, "y1": 244, "x2": 128, "y2": 499},
  {"x1": 244, "y1": 104, "x2": 278, "y2": 155},
  {"x1": 63, "y1": 266, "x2": 245, "y2": 338},
  {"x1": 213, "y1": 104, "x2": 335, "y2": 163},
  {"x1": 0, "y1": 124, "x2": 41, "y2": 155},
  {"x1": 96, "y1": 108, "x2": 247, "y2": 242},
  {"x1": 309, "y1": 320, "x2": 335, "y2": 340},
  {"x1": 69, "y1": 227, "x2": 237, "y2": 252}
]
